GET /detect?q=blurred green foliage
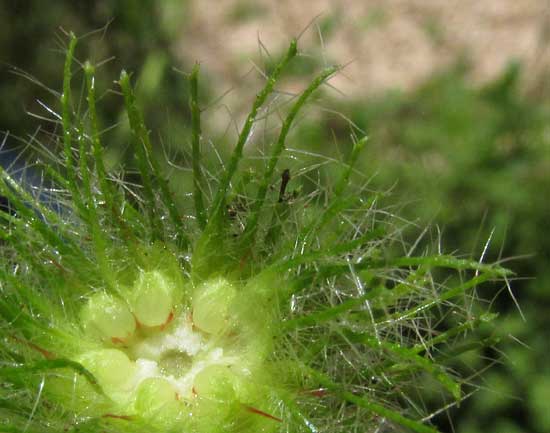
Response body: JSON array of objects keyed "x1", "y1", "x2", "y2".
[
  {"x1": 292, "y1": 61, "x2": 550, "y2": 433},
  {"x1": 0, "y1": 0, "x2": 192, "y2": 168}
]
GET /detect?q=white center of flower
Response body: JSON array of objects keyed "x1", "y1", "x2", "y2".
[
  {"x1": 77, "y1": 274, "x2": 244, "y2": 418},
  {"x1": 129, "y1": 315, "x2": 236, "y2": 398}
]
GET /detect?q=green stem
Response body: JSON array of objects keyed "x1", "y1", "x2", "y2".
[
  {"x1": 84, "y1": 62, "x2": 115, "y2": 211},
  {"x1": 61, "y1": 33, "x2": 77, "y2": 189},
  {"x1": 299, "y1": 136, "x2": 367, "y2": 249},
  {"x1": 190, "y1": 63, "x2": 207, "y2": 229},
  {"x1": 119, "y1": 71, "x2": 187, "y2": 246},
  {"x1": 208, "y1": 39, "x2": 298, "y2": 222},
  {"x1": 308, "y1": 368, "x2": 441, "y2": 433},
  {"x1": 240, "y1": 65, "x2": 340, "y2": 254}
]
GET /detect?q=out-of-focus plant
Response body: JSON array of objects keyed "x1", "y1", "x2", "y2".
[
  {"x1": 293, "y1": 61, "x2": 547, "y2": 433},
  {"x1": 0, "y1": 0, "x2": 191, "y2": 170}
]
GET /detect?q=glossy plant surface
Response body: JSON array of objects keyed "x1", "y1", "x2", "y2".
[{"x1": 0, "y1": 33, "x2": 508, "y2": 433}]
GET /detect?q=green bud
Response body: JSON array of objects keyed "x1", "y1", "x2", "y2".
[
  {"x1": 131, "y1": 270, "x2": 175, "y2": 327},
  {"x1": 78, "y1": 349, "x2": 136, "y2": 393},
  {"x1": 135, "y1": 377, "x2": 177, "y2": 416},
  {"x1": 193, "y1": 364, "x2": 235, "y2": 400},
  {"x1": 192, "y1": 278, "x2": 236, "y2": 334},
  {"x1": 81, "y1": 292, "x2": 136, "y2": 340}
]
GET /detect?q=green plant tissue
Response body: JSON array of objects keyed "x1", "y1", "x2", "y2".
[{"x1": 0, "y1": 33, "x2": 510, "y2": 433}]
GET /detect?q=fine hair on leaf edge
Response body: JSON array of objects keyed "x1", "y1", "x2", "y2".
[{"x1": 0, "y1": 31, "x2": 510, "y2": 433}]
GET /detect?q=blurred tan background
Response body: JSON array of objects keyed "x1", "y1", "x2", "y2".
[{"x1": 178, "y1": 0, "x2": 550, "y2": 95}]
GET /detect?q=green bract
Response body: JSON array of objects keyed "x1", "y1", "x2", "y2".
[
  {"x1": 130, "y1": 270, "x2": 176, "y2": 328},
  {"x1": 81, "y1": 293, "x2": 136, "y2": 341},
  {"x1": 0, "y1": 32, "x2": 509, "y2": 433},
  {"x1": 192, "y1": 277, "x2": 236, "y2": 334}
]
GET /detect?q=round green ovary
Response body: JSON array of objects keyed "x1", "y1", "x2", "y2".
[
  {"x1": 81, "y1": 292, "x2": 136, "y2": 340},
  {"x1": 191, "y1": 365, "x2": 238, "y2": 430},
  {"x1": 131, "y1": 270, "x2": 174, "y2": 327},
  {"x1": 79, "y1": 349, "x2": 136, "y2": 392},
  {"x1": 192, "y1": 278, "x2": 236, "y2": 334},
  {"x1": 135, "y1": 378, "x2": 178, "y2": 416},
  {"x1": 193, "y1": 364, "x2": 236, "y2": 400}
]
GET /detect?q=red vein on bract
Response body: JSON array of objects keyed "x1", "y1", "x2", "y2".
[
  {"x1": 133, "y1": 313, "x2": 142, "y2": 330},
  {"x1": 159, "y1": 310, "x2": 174, "y2": 331},
  {"x1": 11, "y1": 335, "x2": 55, "y2": 359},
  {"x1": 302, "y1": 388, "x2": 328, "y2": 397},
  {"x1": 133, "y1": 310, "x2": 174, "y2": 332},
  {"x1": 242, "y1": 404, "x2": 283, "y2": 422},
  {"x1": 102, "y1": 414, "x2": 133, "y2": 421},
  {"x1": 110, "y1": 337, "x2": 128, "y2": 346},
  {"x1": 49, "y1": 257, "x2": 68, "y2": 274}
]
